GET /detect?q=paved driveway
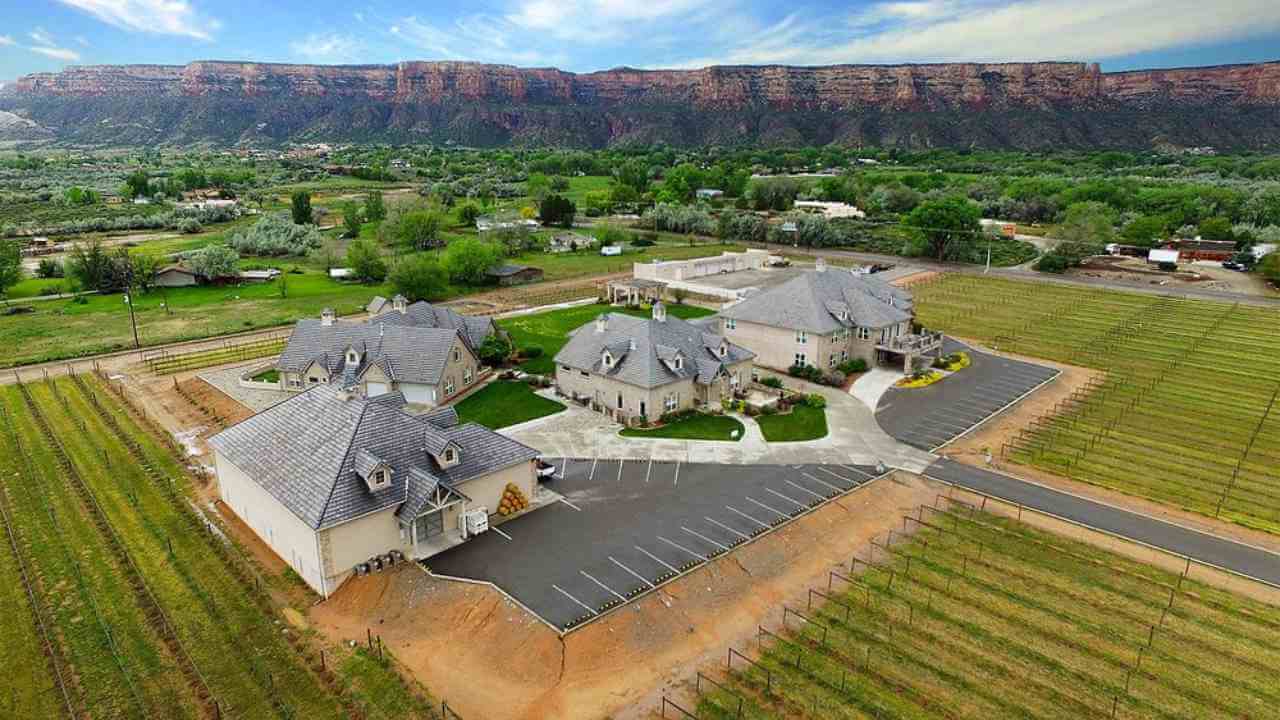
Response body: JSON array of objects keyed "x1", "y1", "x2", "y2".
[
  {"x1": 427, "y1": 459, "x2": 883, "y2": 631},
  {"x1": 876, "y1": 339, "x2": 1058, "y2": 451}
]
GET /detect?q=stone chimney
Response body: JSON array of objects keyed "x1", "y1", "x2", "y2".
[
  {"x1": 392, "y1": 294, "x2": 408, "y2": 314},
  {"x1": 595, "y1": 314, "x2": 608, "y2": 333},
  {"x1": 320, "y1": 308, "x2": 335, "y2": 326},
  {"x1": 652, "y1": 301, "x2": 667, "y2": 322},
  {"x1": 815, "y1": 257, "x2": 827, "y2": 273}
]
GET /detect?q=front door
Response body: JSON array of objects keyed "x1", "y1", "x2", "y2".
[
  {"x1": 413, "y1": 510, "x2": 444, "y2": 546},
  {"x1": 639, "y1": 401, "x2": 646, "y2": 420}
]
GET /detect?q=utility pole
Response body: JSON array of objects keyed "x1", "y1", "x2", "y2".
[{"x1": 123, "y1": 294, "x2": 140, "y2": 349}]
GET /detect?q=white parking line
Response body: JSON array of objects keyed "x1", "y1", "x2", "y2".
[
  {"x1": 609, "y1": 556, "x2": 655, "y2": 589},
  {"x1": 491, "y1": 526, "x2": 513, "y2": 541},
  {"x1": 580, "y1": 570, "x2": 627, "y2": 602},
  {"x1": 635, "y1": 545, "x2": 681, "y2": 574},
  {"x1": 617, "y1": 458, "x2": 625, "y2": 483},
  {"x1": 765, "y1": 486, "x2": 806, "y2": 508},
  {"x1": 819, "y1": 467, "x2": 863, "y2": 485},
  {"x1": 658, "y1": 535, "x2": 707, "y2": 561},
  {"x1": 552, "y1": 583, "x2": 598, "y2": 616},
  {"x1": 801, "y1": 471, "x2": 846, "y2": 494},
  {"x1": 645, "y1": 458, "x2": 652, "y2": 483},
  {"x1": 673, "y1": 461, "x2": 681, "y2": 486},
  {"x1": 590, "y1": 456, "x2": 598, "y2": 480},
  {"x1": 726, "y1": 505, "x2": 771, "y2": 529},
  {"x1": 682, "y1": 526, "x2": 731, "y2": 552},
  {"x1": 559, "y1": 497, "x2": 583, "y2": 512},
  {"x1": 745, "y1": 495, "x2": 788, "y2": 517},
  {"x1": 840, "y1": 465, "x2": 876, "y2": 479},
  {"x1": 785, "y1": 478, "x2": 826, "y2": 500},
  {"x1": 705, "y1": 516, "x2": 751, "y2": 541}
]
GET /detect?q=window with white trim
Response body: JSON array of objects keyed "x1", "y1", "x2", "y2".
[
  {"x1": 463, "y1": 366, "x2": 474, "y2": 385},
  {"x1": 674, "y1": 355, "x2": 684, "y2": 370},
  {"x1": 602, "y1": 351, "x2": 613, "y2": 368},
  {"x1": 795, "y1": 331, "x2": 807, "y2": 344},
  {"x1": 452, "y1": 349, "x2": 461, "y2": 362},
  {"x1": 664, "y1": 393, "x2": 679, "y2": 411},
  {"x1": 718, "y1": 343, "x2": 727, "y2": 358},
  {"x1": 445, "y1": 379, "x2": 455, "y2": 396},
  {"x1": 857, "y1": 327, "x2": 871, "y2": 341},
  {"x1": 725, "y1": 318, "x2": 736, "y2": 330},
  {"x1": 794, "y1": 353, "x2": 807, "y2": 367},
  {"x1": 444, "y1": 447, "x2": 456, "y2": 463},
  {"x1": 829, "y1": 354, "x2": 837, "y2": 368}
]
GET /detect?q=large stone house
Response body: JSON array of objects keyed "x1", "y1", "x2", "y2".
[
  {"x1": 276, "y1": 296, "x2": 496, "y2": 406},
  {"x1": 554, "y1": 303, "x2": 754, "y2": 425},
  {"x1": 717, "y1": 265, "x2": 942, "y2": 373},
  {"x1": 208, "y1": 384, "x2": 540, "y2": 597}
]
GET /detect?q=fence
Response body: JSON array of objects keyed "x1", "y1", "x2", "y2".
[{"x1": 143, "y1": 332, "x2": 290, "y2": 375}]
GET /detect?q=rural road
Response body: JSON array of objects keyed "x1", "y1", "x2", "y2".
[{"x1": 924, "y1": 458, "x2": 1280, "y2": 588}]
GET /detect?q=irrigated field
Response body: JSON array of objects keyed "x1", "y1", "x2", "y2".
[
  {"x1": 690, "y1": 505, "x2": 1280, "y2": 720},
  {"x1": 911, "y1": 275, "x2": 1280, "y2": 534},
  {"x1": 0, "y1": 375, "x2": 437, "y2": 719}
]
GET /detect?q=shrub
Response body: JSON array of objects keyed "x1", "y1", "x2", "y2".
[
  {"x1": 838, "y1": 358, "x2": 868, "y2": 374},
  {"x1": 388, "y1": 253, "x2": 447, "y2": 301},
  {"x1": 760, "y1": 404, "x2": 778, "y2": 415},
  {"x1": 823, "y1": 370, "x2": 847, "y2": 387},
  {"x1": 477, "y1": 334, "x2": 513, "y2": 366},
  {"x1": 1034, "y1": 252, "x2": 1069, "y2": 274},
  {"x1": 36, "y1": 258, "x2": 64, "y2": 279},
  {"x1": 521, "y1": 345, "x2": 544, "y2": 359},
  {"x1": 227, "y1": 213, "x2": 322, "y2": 257},
  {"x1": 804, "y1": 394, "x2": 827, "y2": 409},
  {"x1": 761, "y1": 376, "x2": 784, "y2": 389},
  {"x1": 787, "y1": 364, "x2": 824, "y2": 383},
  {"x1": 643, "y1": 203, "x2": 715, "y2": 235},
  {"x1": 177, "y1": 218, "x2": 203, "y2": 234}
]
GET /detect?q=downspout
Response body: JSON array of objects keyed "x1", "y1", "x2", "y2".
[{"x1": 315, "y1": 530, "x2": 327, "y2": 598}]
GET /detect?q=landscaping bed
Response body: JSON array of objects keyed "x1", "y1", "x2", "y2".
[{"x1": 619, "y1": 411, "x2": 744, "y2": 441}]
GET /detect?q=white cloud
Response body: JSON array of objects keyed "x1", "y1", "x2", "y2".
[
  {"x1": 504, "y1": 0, "x2": 714, "y2": 43},
  {"x1": 29, "y1": 28, "x2": 56, "y2": 46},
  {"x1": 677, "y1": 0, "x2": 1280, "y2": 67},
  {"x1": 0, "y1": 36, "x2": 15, "y2": 47},
  {"x1": 56, "y1": 0, "x2": 220, "y2": 40},
  {"x1": 391, "y1": 15, "x2": 559, "y2": 66},
  {"x1": 76, "y1": 36, "x2": 91, "y2": 46},
  {"x1": 29, "y1": 45, "x2": 82, "y2": 62},
  {"x1": 289, "y1": 32, "x2": 361, "y2": 63}
]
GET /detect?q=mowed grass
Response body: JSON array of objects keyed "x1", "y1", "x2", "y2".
[
  {"x1": 756, "y1": 405, "x2": 828, "y2": 442},
  {"x1": 695, "y1": 508, "x2": 1280, "y2": 720},
  {"x1": 620, "y1": 412, "x2": 745, "y2": 441},
  {"x1": 500, "y1": 302, "x2": 716, "y2": 374},
  {"x1": 453, "y1": 380, "x2": 565, "y2": 430},
  {"x1": 0, "y1": 377, "x2": 438, "y2": 719},
  {"x1": 912, "y1": 274, "x2": 1280, "y2": 535}
]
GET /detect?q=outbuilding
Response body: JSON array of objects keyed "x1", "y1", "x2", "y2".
[
  {"x1": 486, "y1": 264, "x2": 544, "y2": 286},
  {"x1": 153, "y1": 265, "x2": 201, "y2": 288}
]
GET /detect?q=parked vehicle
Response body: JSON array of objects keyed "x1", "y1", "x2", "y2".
[{"x1": 536, "y1": 459, "x2": 558, "y2": 480}]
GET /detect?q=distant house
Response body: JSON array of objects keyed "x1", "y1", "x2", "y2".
[
  {"x1": 1147, "y1": 248, "x2": 1181, "y2": 266},
  {"x1": 476, "y1": 215, "x2": 541, "y2": 233},
  {"x1": 486, "y1": 264, "x2": 544, "y2": 286},
  {"x1": 794, "y1": 201, "x2": 866, "y2": 219},
  {"x1": 238, "y1": 269, "x2": 281, "y2": 283},
  {"x1": 695, "y1": 188, "x2": 724, "y2": 200},
  {"x1": 329, "y1": 268, "x2": 355, "y2": 280},
  {"x1": 1173, "y1": 238, "x2": 1236, "y2": 262},
  {"x1": 548, "y1": 232, "x2": 594, "y2": 253},
  {"x1": 208, "y1": 385, "x2": 541, "y2": 597},
  {"x1": 153, "y1": 265, "x2": 201, "y2": 288}
]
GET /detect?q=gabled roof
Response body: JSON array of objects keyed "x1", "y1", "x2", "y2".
[
  {"x1": 208, "y1": 384, "x2": 539, "y2": 529},
  {"x1": 371, "y1": 299, "x2": 496, "y2": 350},
  {"x1": 555, "y1": 309, "x2": 754, "y2": 389},
  {"x1": 277, "y1": 320, "x2": 463, "y2": 387},
  {"x1": 720, "y1": 270, "x2": 913, "y2": 333}
]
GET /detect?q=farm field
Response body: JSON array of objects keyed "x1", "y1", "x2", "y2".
[
  {"x1": 692, "y1": 506, "x2": 1280, "y2": 720},
  {"x1": 0, "y1": 375, "x2": 436, "y2": 719},
  {"x1": 911, "y1": 274, "x2": 1280, "y2": 534}
]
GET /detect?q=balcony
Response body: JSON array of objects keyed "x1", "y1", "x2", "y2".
[{"x1": 877, "y1": 330, "x2": 944, "y2": 355}]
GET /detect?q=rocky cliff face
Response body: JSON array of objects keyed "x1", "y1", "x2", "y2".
[{"x1": 4, "y1": 59, "x2": 1280, "y2": 148}]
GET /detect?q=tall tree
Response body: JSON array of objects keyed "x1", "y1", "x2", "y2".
[
  {"x1": 904, "y1": 196, "x2": 982, "y2": 261},
  {"x1": 364, "y1": 191, "x2": 386, "y2": 223},
  {"x1": 346, "y1": 238, "x2": 387, "y2": 283},
  {"x1": 0, "y1": 238, "x2": 22, "y2": 299},
  {"x1": 389, "y1": 254, "x2": 448, "y2": 302},
  {"x1": 291, "y1": 191, "x2": 313, "y2": 225},
  {"x1": 342, "y1": 201, "x2": 363, "y2": 239}
]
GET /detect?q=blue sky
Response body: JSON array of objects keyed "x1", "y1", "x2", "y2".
[{"x1": 3, "y1": 0, "x2": 1280, "y2": 83}]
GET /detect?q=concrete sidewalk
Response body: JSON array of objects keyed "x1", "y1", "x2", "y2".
[{"x1": 505, "y1": 383, "x2": 934, "y2": 471}]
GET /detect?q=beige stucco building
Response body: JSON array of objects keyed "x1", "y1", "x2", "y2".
[
  {"x1": 554, "y1": 303, "x2": 754, "y2": 425},
  {"x1": 209, "y1": 385, "x2": 540, "y2": 597},
  {"x1": 718, "y1": 265, "x2": 942, "y2": 374}
]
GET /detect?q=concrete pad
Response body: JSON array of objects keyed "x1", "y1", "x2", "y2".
[{"x1": 851, "y1": 368, "x2": 904, "y2": 411}]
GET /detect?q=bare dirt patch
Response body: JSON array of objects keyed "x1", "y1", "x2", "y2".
[
  {"x1": 308, "y1": 471, "x2": 940, "y2": 720},
  {"x1": 892, "y1": 269, "x2": 939, "y2": 287}
]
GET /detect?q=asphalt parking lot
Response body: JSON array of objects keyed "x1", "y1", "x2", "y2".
[
  {"x1": 876, "y1": 339, "x2": 1059, "y2": 451},
  {"x1": 426, "y1": 459, "x2": 883, "y2": 631}
]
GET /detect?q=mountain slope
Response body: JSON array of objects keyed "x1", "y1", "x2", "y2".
[{"x1": 3, "y1": 59, "x2": 1279, "y2": 149}]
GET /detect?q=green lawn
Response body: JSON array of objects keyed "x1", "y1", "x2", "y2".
[
  {"x1": 501, "y1": 302, "x2": 717, "y2": 374},
  {"x1": 620, "y1": 412, "x2": 744, "y2": 441},
  {"x1": 453, "y1": 380, "x2": 566, "y2": 429},
  {"x1": 756, "y1": 405, "x2": 828, "y2": 442}
]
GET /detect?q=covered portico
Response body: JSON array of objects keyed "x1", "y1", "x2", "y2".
[
  {"x1": 607, "y1": 278, "x2": 667, "y2": 306},
  {"x1": 399, "y1": 471, "x2": 470, "y2": 559}
]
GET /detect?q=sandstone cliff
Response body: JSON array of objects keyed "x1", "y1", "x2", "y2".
[{"x1": 4, "y1": 59, "x2": 1280, "y2": 148}]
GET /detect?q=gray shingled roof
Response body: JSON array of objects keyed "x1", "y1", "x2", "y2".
[
  {"x1": 277, "y1": 320, "x2": 463, "y2": 387},
  {"x1": 372, "y1": 300, "x2": 496, "y2": 350},
  {"x1": 208, "y1": 384, "x2": 539, "y2": 529},
  {"x1": 554, "y1": 307, "x2": 754, "y2": 389},
  {"x1": 720, "y1": 270, "x2": 913, "y2": 333}
]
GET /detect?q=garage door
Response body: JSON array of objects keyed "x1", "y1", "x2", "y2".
[
  {"x1": 401, "y1": 383, "x2": 435, "y2": 405},
  {"x1": 366, "y1": 382, "x2": 389, "y2": 397}
]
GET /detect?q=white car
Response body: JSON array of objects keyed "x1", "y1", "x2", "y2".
[{"x1": 536, "y1": 459, "x2": 558, "y2": 480}]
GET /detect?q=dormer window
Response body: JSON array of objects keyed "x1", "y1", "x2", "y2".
[
  {"x1": 444, "y1": 447, "x2": 456, "y2": 463},
  {"x1": 674, "y1": 355, "x2": 684, "y2": 370},
  {"x1": 372, "y1": 467, "x2": 391, "y2": 488},
  {"x1": 602, "y1": 351, "x2": 614, "y2": 368},
  {"x1": 718, "y1": 343, "x2": 728, "y2": 358}
]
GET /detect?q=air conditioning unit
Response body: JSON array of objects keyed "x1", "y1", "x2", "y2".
[{"x1": 459, "y1": 508, "x2": 489, "y2": 538}]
